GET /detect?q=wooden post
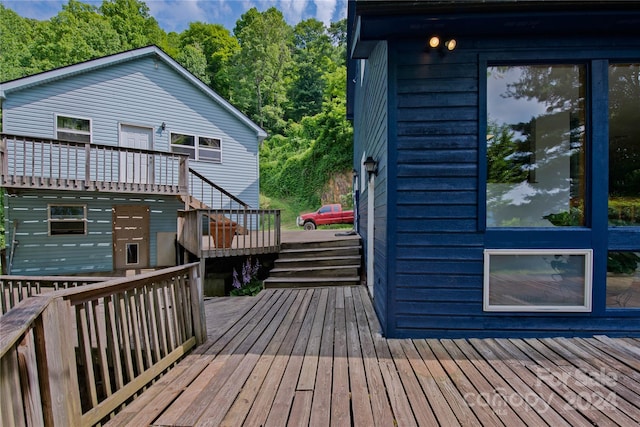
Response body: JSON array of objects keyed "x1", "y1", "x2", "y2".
[
  {"x1": 84, "y1": 142, "x2": 91, "y2": 187},
  {"x1": 40, "y1": 298, "x2": 82, "y2": 426},
  {"x1": 191, "y1": 263, "x2": 207, "y2": 344}
]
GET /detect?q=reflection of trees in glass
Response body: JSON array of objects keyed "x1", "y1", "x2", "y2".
[
  {"x1": 609, "y1": 64, "x2": 640, "y2": 198},
  {"x1": 486, "y1": 122, "x2": 530, "y2": 184},
  {"x1": 487, "y1": 65, "x2": 585, "y2": 227}
]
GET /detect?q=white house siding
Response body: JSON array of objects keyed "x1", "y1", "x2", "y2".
[
  {"x1": 3, "y1": 190, "x2": 182, "y2": 275},
  {"x1": 2, "y1": 55, "x2": 259, "y2": 207}
]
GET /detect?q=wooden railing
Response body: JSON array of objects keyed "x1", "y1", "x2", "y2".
[
  {"x1": 187, "y1": 167, "x2": 249, "y2": 209},
  {"x1": 1, "y1": 134, "x2": 189, "y2": 195},
  {"x1": 178, "y1": 208, "x2": 281, "y2": 258},
  {"x1": 0, "y1": 263, "x2": 205, "y2": 426},
  {"x1": 0, "y1": 276, "x2": 116, "y2": 315}
]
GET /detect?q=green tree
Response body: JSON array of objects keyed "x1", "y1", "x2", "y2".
[
  {"x1": 179, "y1": 22, "x2": 239, "y2": 98},
  {"x1": 29, "y1": 0, "x2": 122, "y2": 71},
  {"x1": 99, "y1": 0, "x2": 165, "y2": 49},
  {"x1": 486, "y1": 122, "x2": 530, "y2": 184},
  {"x1": 176, "y1": 43, "x2": 210, "y2": 84},
  {"x1": 231, "y1": 7, "x2": 293, "y2": 134},
  {"x1": 0, "y1": 5, "x2": 38, "y2": 81}
]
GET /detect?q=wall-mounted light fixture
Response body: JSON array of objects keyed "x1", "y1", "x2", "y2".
[
  {"x1": 161, "y1": 122, "x2": 166, "y2": 131},
  {"x1": 364, "y1": 156, "x2": 378, "y2": 177},
  {"x1": 427, "y1": 35, "x2": 457, "y2": 53}
]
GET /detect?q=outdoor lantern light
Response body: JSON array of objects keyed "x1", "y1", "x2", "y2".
[
  {"x1": 364, "y1": 156, "x2": 378, "y2": 177},
  {"x1": 428, "y1": 36, "x2": 440, "y2": 48},
  {"x1": 161, "y1": 122, "x2": 166, "y2": 131},
  {"x1": 445, "y1": 39, "x2": 457, "y2": 51}
]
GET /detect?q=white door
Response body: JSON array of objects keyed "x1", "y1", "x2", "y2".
[{"x1": 120, "y1": 124, "x2": 153, "y2": 184}]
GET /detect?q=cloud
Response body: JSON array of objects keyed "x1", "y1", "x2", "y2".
[{"x1": 313, "y1": 0, "x2": 336, "y2": 25}]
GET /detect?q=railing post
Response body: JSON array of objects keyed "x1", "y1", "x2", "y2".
[
  {"x1": 190, "y1": 263, "x2": 207, "y2": 344},
  {"x1": 179, "y1": 156, "x2": 189, "y2": 194},
  {"x1": 40, "y1": 297, "x2": 82, "y2": 426},
  {"x1": 84, "y1": 142, "x2": 91, "y2": 187}
]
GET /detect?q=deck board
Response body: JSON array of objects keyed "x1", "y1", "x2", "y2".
[{"x1": 103, "y1": 286, "x2": 640, "y2": 427}]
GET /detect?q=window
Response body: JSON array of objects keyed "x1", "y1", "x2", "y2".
[
  {"x1": 484, "y1": 249, "x2": 593, "y2": 312},
  {"x1": 126, "y1": 243, "x2": 139, "y2": 265},
  {"x1": 49, "y1": 205, "x2": 86, "y2": 235},
  {"x1": 608, "y1": 64, "x2": 640, "y2": 227},
  {"x1": 486, "y1": 65, "x2": 586, "y2": 227},
  {"x1": 56, "y1": 115, "x2": 91, "y2": 143},
  {"x1": 171, "y1": 133, "x2": 221, "y2": 163},
  {"x1": 606, "y1": 251, "x2": 640, "y2": 308}
]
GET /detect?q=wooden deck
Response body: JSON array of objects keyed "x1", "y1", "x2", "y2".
[{"x1": 106, "y1": 286, "x2": 640, "y2": 426}]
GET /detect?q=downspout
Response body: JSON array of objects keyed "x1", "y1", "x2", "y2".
[{"x1": 8, "y1": 220, "x2": 18, "y2": 274}]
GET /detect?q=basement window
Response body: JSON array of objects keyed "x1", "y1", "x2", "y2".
[
  {"x1": 48, "y1": 205, "x2": 87, "y2": 235},
  {"x1": 484, "y1": 249, "x2": 592, "y2": 312}
]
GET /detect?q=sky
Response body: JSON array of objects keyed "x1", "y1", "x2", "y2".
[{"x1": 3, "y1": 0, "x2": 348, "y2": 33}]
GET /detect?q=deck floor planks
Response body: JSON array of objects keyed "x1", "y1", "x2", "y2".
[
  {"x1": 296, "y1": 288, "x2": 329, "y2": 391},
  {"x1": 196, "y1": 290, "x2": 314, "y2": 427},
  {"x1": 264, "y1": 289, "x2": 320, "y2": 427},
  {"x1": 510, "y1": 338, "x2": 635, "y2": 426},
  {"x1": 343, "y1": 286, "x2": 375, "y2": 427},
  {"x1": 218, "y1": 289, "x2": 310, "y2": 427},
  {"x1": 352, "y1": 287, "x2": 395, "y2": 427},
  {"x1": 154, "y1": 289, "x2": 296, "y2": 426},
  {"x1": 451, "y1": 339, "x2": 549, "y2": 426},
  {"x1": 308, "y1": 287, "x2": 336, "y2": 427},
  {"x1": 360, "y1": 287, "x2": 418, "y2": 426},
  {"x1": 541, "y1": 337, "x2": 640, "y2": 415},
  {"x1": 102, "y1": 286, "x2": 640, "y2": 427},
  {"x1": 330, "y1": 287, "x2": 351, "y2": 426},
  {"x1": 469, "y1": 338, "x2": 577, "y2": 427},
  {"x1": 427, "y1": 339, "x2": 507, "y2": 426},
  {"x1": 239, "y1": 290, "x2": 314, "y2": 427},
  {"x1": 412, "y1": 339, "x2": 481, "y2": 427},
  {"x1": 531, "y1": 338, "x2": 640, "y2": 424}
]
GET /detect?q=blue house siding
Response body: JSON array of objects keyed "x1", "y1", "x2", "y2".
[
  {"x1": 353, "y1": 42, "x2": 389, "y2": 330},
  {"x1": 2, "y1": 52, "x2": 260, "y2": 207},
  {"x1": 388, "y1": 37, "x2": 640, "y2": 338},
  {"x1": 4, "y1": 190, "x2": 182, "y2": 275}
]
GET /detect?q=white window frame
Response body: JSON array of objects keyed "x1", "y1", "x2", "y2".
[
  {"x1": 483, "y1": 249, "x2": 593, "y2": 312},
  {"x1": 48, "y1": 204, "x2": 87, "y2": 236},
  {"x1": 54, "y1": 114, "x2": 92, "y2": 143},
  {"x1": 170, "y1": 132, "x2": 222, "y2": 163}
]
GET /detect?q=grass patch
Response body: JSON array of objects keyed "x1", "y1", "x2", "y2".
[{"x1": 260, "y1": 194, "x2": 314, "y2": 230}]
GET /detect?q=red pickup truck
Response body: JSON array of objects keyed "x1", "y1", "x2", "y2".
[{"x1": 297, "y1": 204, "x2": 354, "y2": 230}]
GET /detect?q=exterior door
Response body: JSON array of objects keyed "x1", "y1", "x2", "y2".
[
  {"x1": 119, "y1": 124, "x2": 153, "y2": 184},
  {"x1": 112, "y1": 205, "x2": 150, "y2": 270}
]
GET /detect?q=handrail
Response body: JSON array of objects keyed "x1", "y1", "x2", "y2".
[
  {"x1": 0, "y1": 263, "x2": 205, "y2": 426},
  {"x1": 1, "y1": 134, "x2": 190, "y2": 195},
  {"x1": 1, "y1": 275, "x2": 116, "y2": 315},
  {"x1": 188, "y1": 167, "x2": 250, "y2": 208}
]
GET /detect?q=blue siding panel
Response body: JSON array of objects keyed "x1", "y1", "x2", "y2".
[
  {"x1": 5, "y1": 190, "x2": 182, "y2": 275},
  {"x1": 380, "y1": 38, "x2": 640, "y2": 337}
]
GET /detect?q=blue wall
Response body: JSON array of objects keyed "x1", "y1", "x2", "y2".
[
  {"x1": 355, "y1": 34, "x2": 640, "y2": 338},
  {"x1": 4, "y1": 190, "x2": 183, "y2": 275}
]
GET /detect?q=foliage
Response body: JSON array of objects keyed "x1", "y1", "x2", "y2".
[
  {"x1": 230, "y1": 257, "x2": 262, "y2": 296},
  {"x1": 0, "y1": 188, "x2": 5, "y2": 249},
  {"x1": 607, "y1": 252, "x2": 640, "y2": 275}
]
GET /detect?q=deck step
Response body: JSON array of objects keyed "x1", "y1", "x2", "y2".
[
  {"x1": 265, "y1": 238, "x2": 363, "y2": 289},
  {"x1": 263, "y1": 277, "x2": 361, "y2": 288},
  {"x1": 279, "y1": 246, "x2": 361, "y2": 259},
  {"x1": 274, "y1": 255, "x2": 361, "y2": 269},
  {"x1": 269, "y1": 265, "x2": 359, "y2": 278}
]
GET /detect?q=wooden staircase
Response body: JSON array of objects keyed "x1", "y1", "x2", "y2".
[{"x1": 263, "y1": 237, "x2": 362, "y2": 288}]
